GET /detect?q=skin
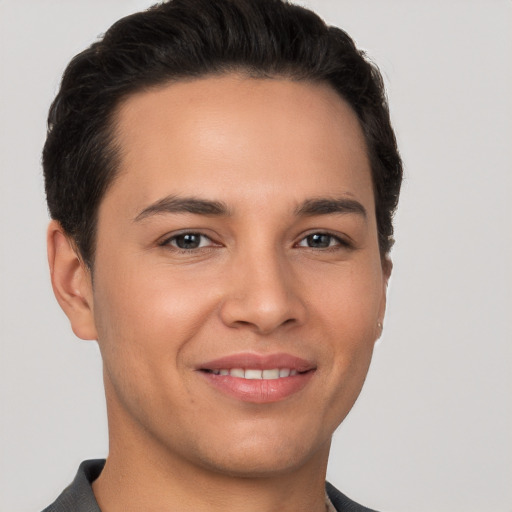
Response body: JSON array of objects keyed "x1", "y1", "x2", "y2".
[{"x1": 48, "y1": 75, "x2": 390, "y2": 512}]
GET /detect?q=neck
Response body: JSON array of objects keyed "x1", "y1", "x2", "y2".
[
  {"x1": 93, "y1": 389, "x2": 331, "y2": 512},
  {"x1": 94, "y1": 453, "x2": 329, "y2": 512}
]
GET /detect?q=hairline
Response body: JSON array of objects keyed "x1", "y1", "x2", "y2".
[{"x1": 79, "y1": 69, "x2": 383, "y2": 269}]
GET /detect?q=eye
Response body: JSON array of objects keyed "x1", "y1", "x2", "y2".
[
  {"x1": 162, "y1": 232, "x2": 213, "y2": 250},
  {"x1": 297, "y1": 233, "x2": 346, "y2": 249}
]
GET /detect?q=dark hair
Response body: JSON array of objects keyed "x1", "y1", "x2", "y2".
[{"x1": 43, "y1": 0, "x2": 402, "y2": 267}]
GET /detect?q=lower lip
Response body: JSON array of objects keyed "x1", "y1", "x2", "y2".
[{"x1": 199, "y1": 371, "x2": 314, "y2": 403}]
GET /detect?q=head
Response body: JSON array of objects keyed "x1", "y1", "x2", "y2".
[
  {"x1": 44, "y1": 0, "x2": 402, "y2": 480},
  {"x1": 43, "y1": 0, "x2": 401, "y2": 269}
]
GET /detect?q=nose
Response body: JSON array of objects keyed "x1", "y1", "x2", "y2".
[{"x1": 219, "y1": 250, "x2": 307, "y2": 335}]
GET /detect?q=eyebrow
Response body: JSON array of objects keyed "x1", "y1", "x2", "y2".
[
  {"x1": 295, "y1": 197, "x2": 367, "y2": 219},
  {"x1": 134, "y1": 196, "x2": 230, "y2": 221},
  {"x1": 134, "y1": 195, "x2": 367, "y2": 222}
]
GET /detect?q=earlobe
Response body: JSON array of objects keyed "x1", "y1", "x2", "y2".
[{"x1": 47, "y1": 220, "x2": 98, "y2": 340}]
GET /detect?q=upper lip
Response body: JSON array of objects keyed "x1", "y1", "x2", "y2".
[{"x1": 198, "y1": 352, "x2": 316, "y2": 372}]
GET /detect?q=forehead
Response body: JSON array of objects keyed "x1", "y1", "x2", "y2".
[{"x1": 106, "y1": 74, "x2": 373, "y2": 215}]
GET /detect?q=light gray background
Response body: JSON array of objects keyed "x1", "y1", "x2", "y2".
[{"x1": 1, "y1": 1, "x2": 511, "y2": 511}]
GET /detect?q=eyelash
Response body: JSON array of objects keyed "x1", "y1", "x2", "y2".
[
  {"x1": 159, "y1": 232, "x2": 216, "y2": 252},
  {"x1": 296, "y1": 232, "x2": 351, "y2": 250},
  {"x1": 159, "y1": 231, "x2": 352, "y2": 252}
]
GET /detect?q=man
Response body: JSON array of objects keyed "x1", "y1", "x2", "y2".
[{"x1": 42, "y1": 0, "x2": 402, "y2": 510}]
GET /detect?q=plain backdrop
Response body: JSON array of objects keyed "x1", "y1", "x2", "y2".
[{"x1": 1, "y1": 1, "x2": 511, "y2": 511}]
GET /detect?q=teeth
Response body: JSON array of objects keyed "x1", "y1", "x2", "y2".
[
  {"x1": 262, "y1": 369, "x2": 280, "y2": 380},
  {"x1": 209, "y1": 368, "x2": 299, "y2": 379},
  {"x1": 245, "y1": 369, "x2": 263, "y2": 379},
  {"x1": 230, "y1": 368, "x2": 245, "y2": 378}
]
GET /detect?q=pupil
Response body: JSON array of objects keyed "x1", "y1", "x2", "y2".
[
  {"x1": 308, "y1": 234, "x2": 330, "y2": 248},
  {"x1": 176, "y1": 234, "x2": 200, "y2": 249}
]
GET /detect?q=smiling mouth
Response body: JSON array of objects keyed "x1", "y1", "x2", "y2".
[
  {"x1": 197, "y1": 353, "x2": 316, "y2": 403},
  {"x1": 202, "y1": 368, "x2": 302, "y2": 379}
]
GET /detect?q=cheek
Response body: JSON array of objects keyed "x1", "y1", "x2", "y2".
[
  {"x1": 309, "y1": 261, "x2": 384, "y2": 338},
  {"x1": 308, "y1": 262, "x2": 383, "y2": 404},
  {"x1": 90, "y1": 261, "x2": 217, "y2": 379},
  {"x1": 89, "y1": 263, "x2": 219, "y2": 430}
]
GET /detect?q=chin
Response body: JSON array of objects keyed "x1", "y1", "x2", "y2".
[
  {"x1": 199, "y1": 449, "x2": 316, "y2": 478},
  {"x1": 187, "y1": 424, "x2": 332, "y2": 478}
]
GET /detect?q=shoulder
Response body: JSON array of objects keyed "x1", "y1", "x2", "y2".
[
  {"x1": 326, "y1": 481, "x2": 381, "y2": 512},
  {"x1": 41, "y1": 460, "x2": 105, "y2": 512}
]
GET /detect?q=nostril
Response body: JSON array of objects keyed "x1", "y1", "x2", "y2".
[{"x1": 218, "y1": 282, "x2": 306, "y2": 334}]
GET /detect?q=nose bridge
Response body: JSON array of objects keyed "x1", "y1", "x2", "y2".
[{"x1": 220, "y1": 239, "x2": 304, "y2": 334}]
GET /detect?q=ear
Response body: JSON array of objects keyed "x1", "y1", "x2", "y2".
[
  {"x1": 376, "y1": 256, "x2": 393, "y2": 338},
  {"x1": 47, "y1": 220, "x2": 97, "y2": 340},
  {"x1": 381, "y1": 256, "x2": 393, "y2": 284}
]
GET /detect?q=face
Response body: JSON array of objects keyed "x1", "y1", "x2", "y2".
[{"x1": 83, "y1": 75, "x2": 389, "y2": 476}]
